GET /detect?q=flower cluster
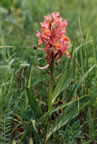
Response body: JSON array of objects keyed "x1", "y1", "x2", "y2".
[{"x1": 36, "y1": 12, "x2": 70, "y2": 64}]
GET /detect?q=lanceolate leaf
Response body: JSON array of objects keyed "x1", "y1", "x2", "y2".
[
  {"x1": 52, "y1": 64, "x2": 95, "y2": 104},
  {"x1": 52, "y1": 68, "x2": 73, "y2": 104},
  {"x1": 46, "y1": 91, "x2": 97, "y2": 142},
  {"x1": 26, "y1": 88, "x2": 43, "y2": 119}
]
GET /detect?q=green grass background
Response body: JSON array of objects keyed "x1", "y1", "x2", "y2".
[{"x1": 0, "y1": 0, "x2": 97, "y2": 143}]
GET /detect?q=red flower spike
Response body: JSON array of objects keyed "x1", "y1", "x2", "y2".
[{"x1": 36, "y1": 12, "x2": 70, "y2": 64}]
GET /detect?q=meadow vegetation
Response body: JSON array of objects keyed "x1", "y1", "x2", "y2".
[{"x1": 0, "y1": 0, "x2": 97, "y2": 143}]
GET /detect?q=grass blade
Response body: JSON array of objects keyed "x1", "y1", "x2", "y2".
[{"x1": 26, "y1": 88, "x2": 43, "y2": 119}]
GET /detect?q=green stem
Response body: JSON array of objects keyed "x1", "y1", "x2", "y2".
[{"x1": 48, "y1": 62, "x2": 54, "y2": 112}]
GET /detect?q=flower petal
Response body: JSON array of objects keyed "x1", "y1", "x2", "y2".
[{"x1": 66, "y1": 51, "x2": 71, "y2": 58}]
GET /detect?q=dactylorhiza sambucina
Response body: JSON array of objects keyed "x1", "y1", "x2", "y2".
[
  {"x1": 36, "y1": 12, "x2": 70, "y2": 65},
  {"x1": 36, "y1": 12, "x2": 71, "y2": 111}
]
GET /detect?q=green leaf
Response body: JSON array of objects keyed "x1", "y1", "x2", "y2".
[
  {"x1": 46, "y1": 91, "x2": 97, "y2": 142},
  {"x1": 37, "y1": 111, "x2": 50, "y2": 124},
  {"x1": 52, "y1": 68, "x2": 73, "y2": 104},
  {"x1": 71, "y1": 64, "x2": 96, "y2": 97},
  {"x1": 26, "y1": 88, "x2": 43, "y2": 119}
]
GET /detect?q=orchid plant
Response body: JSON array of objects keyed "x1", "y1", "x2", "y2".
[
  {"x1": 36, "y1": 12, "x2": 70, "y2": 112},
  {"x1": 25, "y1": 12, "x2": 95, "y2": 144}
]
